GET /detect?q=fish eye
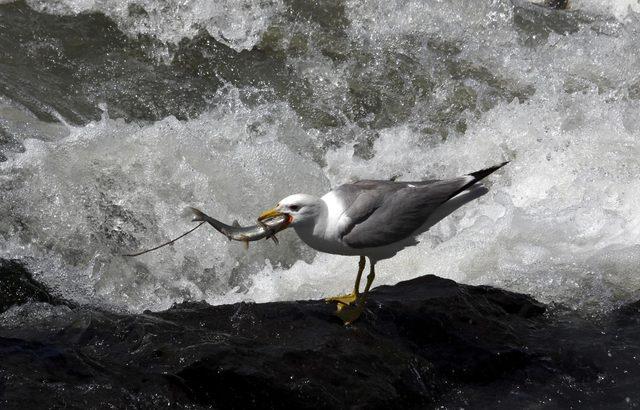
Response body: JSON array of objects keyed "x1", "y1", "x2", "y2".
[{"x1": 289, "y1": 205, "x2": 300, "y2": 212}]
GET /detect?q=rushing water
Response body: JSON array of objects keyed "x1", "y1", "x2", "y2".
[{"x1": 1, "y1": 0, "x2": 639, "y2": 313}]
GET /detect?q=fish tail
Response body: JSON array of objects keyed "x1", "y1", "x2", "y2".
[
  {"x1": 188, "y1": 207, "x2": 233, "y2": 238},
  {"x1": 189, "y1": 207, "x2": 207, "y2": 222}
]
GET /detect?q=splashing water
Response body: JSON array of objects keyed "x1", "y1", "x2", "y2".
[
  {"x1": 24, "y1": 0, "x2": 284, "y2": 51},
  {"x1": 1, "y1": 0, "x2": 639, "y2": 313}
]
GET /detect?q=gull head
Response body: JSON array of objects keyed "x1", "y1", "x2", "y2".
[{"x1": 258, "y1": 194, "x2": 323, "y2": 227}]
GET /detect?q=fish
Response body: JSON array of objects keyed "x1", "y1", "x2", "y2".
[{"x1": 189, "y1": 207, "x2": 292, "y2": 248}]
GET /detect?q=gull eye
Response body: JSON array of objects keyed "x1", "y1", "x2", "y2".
[{"x1": 289, "y1": 205, "x2": 300, "y2": 212}]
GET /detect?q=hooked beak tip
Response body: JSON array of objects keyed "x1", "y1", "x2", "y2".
[{"x1": 258, "y1": 208, "x2": 283, "y2": 222}]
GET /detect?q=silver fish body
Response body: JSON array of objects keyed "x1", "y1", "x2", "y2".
[{"x1": 189, "y1": 207, "x2": 290, "y2": 246}]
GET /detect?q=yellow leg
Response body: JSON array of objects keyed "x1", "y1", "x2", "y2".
[
  {"x1": 336, "y1": 261, "x2": 376, "y2": 325},
  {"x1": 325, "y1": 256, "x2": 365, "y2": 306},
  {"x1": 353, "y1": 255, "x2": 365, "y2": 295},
  {"x1": 363, "y1": 262, "x2": 376, "y2": 294}
]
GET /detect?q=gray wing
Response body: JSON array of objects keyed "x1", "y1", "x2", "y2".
[{"x1": 337, "y1": 177, "x2": 471, "y2": 249}]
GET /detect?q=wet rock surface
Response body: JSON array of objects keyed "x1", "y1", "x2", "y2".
[
  {"x1": 0, "y1": 259, "x2": 72, "y2": 313},
  {"x1": 0, "y1": 259, "x2": 638, "y2": 409}
]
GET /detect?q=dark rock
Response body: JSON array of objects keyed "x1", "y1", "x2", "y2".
[
  {"x1": 544, "y1": 0, "x2": 570, "y2": 10},
  {"x1": 0, "y1": 265, "x2": 639, "y2": 409},
  {"x1": 0, "y1": 259, "x2": 72, "y2": 313}
]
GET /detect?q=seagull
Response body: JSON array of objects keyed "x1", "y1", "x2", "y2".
[{"x1": 258, "y1": 162, "x2": 508, "y2": 324}]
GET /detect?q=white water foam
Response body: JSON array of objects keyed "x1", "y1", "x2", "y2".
[
  {"x1": 247, "y1": 0, "x2": 640, "y2": 310},
  {"x1": 0, "y1": 88, "x2": 328, "y2": 312},
  {"x1": 575, "y1": 0, "x2": 640, "y2": 20},
  {"x1": 5, "y1": 87, "x2": 639, "y2": 312},
  {"x1": 2, "y1": 0, "x2": 640, "y2": 313},
  {"x1": 210, "y1": 89, "x2": 640, "y2": 312},
  {"x1": 23, "y1": 0, "x2": 284, "y2": 51},
  {"x1": 324, "y1": 90, "x2": 640, "y2": 311}
]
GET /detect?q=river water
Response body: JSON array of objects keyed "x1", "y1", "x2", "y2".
[{"x1": 1, "y1": 0, "x2": 639, "y2": 314}]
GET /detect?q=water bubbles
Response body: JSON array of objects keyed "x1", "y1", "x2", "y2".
[
  {"x1": 2, "y1": 0, "x2": 640, "y2": 314},
  {"x1": 24, "y1": 0, "x2": 284, "y2": 51},
  {"x1": 0, "y1": 89, "x2": 328, "y2": 311}
]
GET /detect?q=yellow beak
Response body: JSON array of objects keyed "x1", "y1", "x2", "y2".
[{"x1": 258, "y1": 207, "x2": 283, "y2": 221}]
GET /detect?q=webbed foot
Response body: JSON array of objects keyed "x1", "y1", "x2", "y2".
[
  {"x1": 335, "y1": 300, "x2": 365, "y2": 325},
  {"x1": 326, "y1": 293, "x2": 366, "y2": 325},
  {"x1": 325, "y1": 292, "x2": 358, "y2": 306},
  {"x1": 326, "y1": 256, "x2": 373, "y2": 325}
]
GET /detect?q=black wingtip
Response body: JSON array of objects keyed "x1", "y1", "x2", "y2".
[
  {"x1": 445, "y1": 161, "x2": 509, "y2": 202},
  {"x1": 468, "y1": 161, "x2": 509, "y2": 182}
]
